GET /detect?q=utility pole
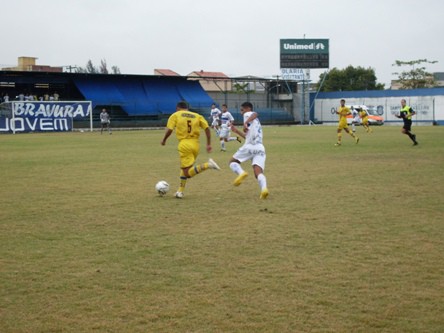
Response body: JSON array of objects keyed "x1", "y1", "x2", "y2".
[{"x1": 63, "y1": 65, "x2": 78, "y2": 73}]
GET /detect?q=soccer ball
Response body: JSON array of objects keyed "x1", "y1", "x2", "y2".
[{"x1": 155, "y1": 180, "x2": 169, "y2": 196}]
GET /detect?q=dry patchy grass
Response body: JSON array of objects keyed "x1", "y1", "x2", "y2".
[{"x1": 1, "y1": 126, "x2": 443, "y2": 332}]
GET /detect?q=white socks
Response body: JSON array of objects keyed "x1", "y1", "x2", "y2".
[
  {"x1": 230, "y1": 162, "x2": 244, "y2": 175},
  {"x1": 257, "y1": 173, "x2": 267, "y2": 190},
  {"x1": 231, "y1": 162, "x2": 267, "y2": 190}
]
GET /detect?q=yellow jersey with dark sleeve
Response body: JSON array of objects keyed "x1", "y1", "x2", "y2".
[
  {"x1": 167, "y1": 109, "x2": 209, "y2": 141},
  {"x1": 337, "y1": 106, "x2": 351, "y2": 129}
]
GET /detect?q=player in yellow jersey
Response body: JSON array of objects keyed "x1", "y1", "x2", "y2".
[
  {"x1": 335, "y1": 99, "x2": 359, "y2": 146},
  {"x1": 161, "y1": 101, "x2": 221, "y2": 198},
  {"x1": 359, "y1": 107, "x2": 373, "y2": 133}
]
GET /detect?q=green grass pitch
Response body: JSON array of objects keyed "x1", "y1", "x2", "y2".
[{"x1": 1, "y1": 125, "x2": 443, "y2": 332}]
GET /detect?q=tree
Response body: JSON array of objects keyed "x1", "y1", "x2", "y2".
[
  {"x1": 392, "y1": 59, "x2": 438, "y2": 89},
  {"x1": 75, "y1": 59, "x2": 121, "y2": 74},
  {"x1": 233, "y1": 82, "x2": 250, "y2": 94},
  {"x1": 317, "y1": 66, "x2": 385, "y2": 92},
  {"x1": 111, "y1": 66, "x2": 121, "y2": 74},
  {"x1": 99, "y1": 59, "x2": 108, "y2": 74},
  {"x1": 74, "y1": 66, "x2": 87, "y2": 73},
  {"x1": 85, "y1": 59, "x2": 97, "y2": 74}
]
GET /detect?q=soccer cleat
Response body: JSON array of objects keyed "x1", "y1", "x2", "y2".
[
  {"x1": 236, "y1": 136, "x2": 242, "y2": 143},
  {"x1": 208, "y1": 158, "x2": 221, "y2": 170},
  {"x1": 334, "y1": 142, "x2": 341, "y2": 146},
  {"x1": 355, "y1": 137, "x2": 360, "y2": 144},
  {"x1": 260, "y1": 188, "x2": 269, "y2": 200},
  {"x1": 175, "y1": 191, "x2": 184, "y2": 199},
  {"x1": 220, "y1": 148, "x2": 226, "y2": 152},
  {"x1": 413, "y1": 141, "x2": 419, "y2": 146},
  {"x1": 233, "y1": 171, "x2": 248, "y2": 186}
]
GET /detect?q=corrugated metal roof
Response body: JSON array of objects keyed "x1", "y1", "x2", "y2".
[
  {"x1": 154, "y1": 69, "x2": 180, "y2": 76},
  {"x1": 188, "y1": 70, "x2": 229, "y2": 79}
]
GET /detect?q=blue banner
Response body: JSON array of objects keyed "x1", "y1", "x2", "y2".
[{"x1": 0, "y1": 101, "x2": 91, "y2": 133}]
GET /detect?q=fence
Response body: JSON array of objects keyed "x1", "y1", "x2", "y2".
[{"x1": 207, "y1": 91, "x2": 296, "y2": 125}]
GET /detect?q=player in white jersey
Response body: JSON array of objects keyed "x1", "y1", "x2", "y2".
[
  {"x1": 351, "y1": 106, "x2": 361, "y2": 133},
  {"x1": 219, "y1": 104, "x2": 241, "y2": 151},
  {"x1": 229, "y1": 102, "x2": 268, "y2": 199},
  {"x1": 209, "y1": 103, "x2": 221, "y2": 136}
]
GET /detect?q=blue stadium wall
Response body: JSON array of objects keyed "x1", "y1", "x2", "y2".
[{"x1": 309, "y1": 88, "x2": 444, "y2": 125}]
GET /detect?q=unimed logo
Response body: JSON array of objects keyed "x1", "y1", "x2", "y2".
[
  {"x1": 283, "y1": 42, "x2": 326, "y2": 50},
  {"x1": 280, "y1": 38, "x2": 329, "y2": 68}
]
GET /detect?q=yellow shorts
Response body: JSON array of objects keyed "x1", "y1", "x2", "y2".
[
  {"x1": 338, "y1": 120, "x2": 348, "y2": 130},
  {"x1": 178, "y1": 139, "x2": 199, "y2": 169}
]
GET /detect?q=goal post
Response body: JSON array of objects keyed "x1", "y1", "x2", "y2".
[{"x1": 0, "y1": 101, "x2": 93, "y2": 134}]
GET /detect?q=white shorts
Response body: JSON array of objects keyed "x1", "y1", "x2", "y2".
[
  {"x1": 233, "y1": 143, "x2": 266, "y2": 170},
  {"x1": 219, "y1": 125, "x2": 230, "y2": 139},
  {"x1": 211, "y1": 118, "x2": 219, "y2": 127}
]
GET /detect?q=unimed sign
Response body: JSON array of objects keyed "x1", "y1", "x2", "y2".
[{"x1": 280, "y1": 39, "x2": 329, "y2": 69}]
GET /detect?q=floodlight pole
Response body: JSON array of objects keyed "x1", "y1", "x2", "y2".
[
  {"x1": 300, "y1": 69, "x2": 312, "y2": 125},
  {"x1": 301, "y1": 72, "x2": 305, "y2": 125},
  {"x1": 309, "y1": 70, "x2": 329, "y2": 123}
]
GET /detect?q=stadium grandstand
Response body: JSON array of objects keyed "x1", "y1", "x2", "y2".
[{"x1": 0, "y1": 70, "x2": 297, "y2": 130}]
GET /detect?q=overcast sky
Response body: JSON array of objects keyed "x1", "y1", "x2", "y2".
[{"x1": 3, "y1": 0, "x2": 443, "y2": 87}]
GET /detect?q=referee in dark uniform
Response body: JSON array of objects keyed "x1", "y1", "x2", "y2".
[{"x1": 396, "y1": 99, "x2": 418, "y2": 145}]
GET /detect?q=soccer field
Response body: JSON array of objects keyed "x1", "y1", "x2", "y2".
[{"x1": 1, "y1": 126, "x2": 443, "y2": 332}]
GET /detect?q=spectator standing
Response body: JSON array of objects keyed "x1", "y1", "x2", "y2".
[{"x1": 100, "y1": 108, "x2": 112, "y2": 135}]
